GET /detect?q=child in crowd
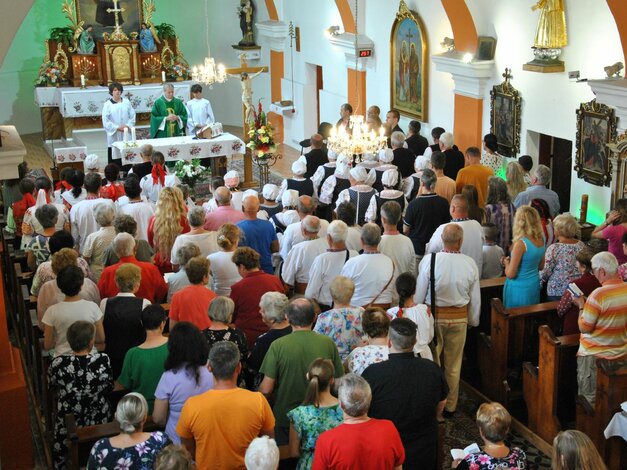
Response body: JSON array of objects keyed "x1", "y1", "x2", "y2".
[
  {"x1": 100, "y1": 163, "x2": 125, "y2": 201},
  {"x1": 482, "y1": 223, "x2": 505, "y2": 279}
]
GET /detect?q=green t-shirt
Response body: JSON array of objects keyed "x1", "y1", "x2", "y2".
[
  {"x1": 118, "y1": 342, "x2": 169, "y2": 413},
  {"x1": 259, "y1": 330, "x2": 344, "y2": 428}
]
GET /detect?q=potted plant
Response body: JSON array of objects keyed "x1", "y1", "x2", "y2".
[
  {"x1": 49, "y1": 27, "x2": 74, "y2": 47},
  {"x1": 154, "y1": 23, "x2": 177, "y2": 41}
]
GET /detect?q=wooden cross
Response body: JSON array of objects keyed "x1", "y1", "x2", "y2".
[
  {"x1": 225, "y1": 53, "x2": 269, "y2": 188},
  {"x1": 502, "y1": 67, "x2": 513, "y2": 83},
  {"x1": 106, "y1": 0, "x2": 126, "y2": 31}
]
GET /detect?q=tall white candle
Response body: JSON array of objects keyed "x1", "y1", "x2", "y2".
[
  {"x1": 161, "y1": 71, "x2": 166, "y2": 82},
  {"x1": 80, "y1": 74, "x2": 86, "y2": 87},
  {"x1": 123, "y1": 127, "x2": 129, "y2": 142},
  {"x1": 131, "y1": 127, "x2": 136, "y2": 142}
]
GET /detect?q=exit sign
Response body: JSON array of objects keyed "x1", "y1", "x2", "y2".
[{"x1": 358, "y1": 49, "x2": 372, "y2": 57}]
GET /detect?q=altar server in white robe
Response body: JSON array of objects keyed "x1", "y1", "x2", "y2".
[
  {"x1": 186, "y1": 84, "x2": 215, "y2": 135},
  {"x1": 102, "y1": 81, "x2": 136, "y2": 165}
]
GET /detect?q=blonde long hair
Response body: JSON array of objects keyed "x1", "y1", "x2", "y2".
[
  {"x1": 552, "y1": 430, "x2": 607, "y2": 470},
  {"x1": 513, "y1": 205, "x2": 544, "y2": 243},
  {"x1": 506, "y1": 161, "x2": 527, "y2": 201},
  {"x1": 153, "y1": 186, "x2": 186, "y2": 261}
]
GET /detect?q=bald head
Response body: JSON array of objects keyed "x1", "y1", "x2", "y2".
[
  {"x1": 214, "y1": 186, "x2": 232, "y2": 206},
  {"x1": 243, "y1": 195, "x2": 260, "y2": 218},
  {"x1": 442, "y1": 223, "x2": 463, "y2": 250},
  {"x1": 311, "y1": 134, "x2": 323, "y2": 149},
  {"x1": 297, "y1": 195, "x2": 315, "y2": 217},
  {"x1": 450, "y1": 194, "x2": 468, "y2": 218}
]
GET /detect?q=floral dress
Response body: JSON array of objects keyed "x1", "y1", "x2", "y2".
[
  {"x1": 287, "y1": 404, "x2": 343, "y2": 470},
  {"x1": 539, "y1": 241, "x2": 585, "y2": 298},
  {"x1": 456, "y1": 447, "x2": 527, "y2": 470},
  {"x1": 312, "y1": 307, "x2": 364, "y2": 360},
  {"x1": 346, "y1": 345, "x2": 389, "y2": 376},
  {"x1": 87, "y1": 431, "x2": 171, "y2": 470},
  {"x1": 48, "y1": 353, "x2": 113, "y2": 469},
  {"x1": 203, "y1": 327, "x2": 249, "y2": 386}
]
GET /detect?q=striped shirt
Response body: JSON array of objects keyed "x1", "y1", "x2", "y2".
[{"x1": 578, "y1": 278, "x2": 627, "y2": 360}]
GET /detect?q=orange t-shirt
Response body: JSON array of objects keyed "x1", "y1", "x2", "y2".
[
  {"x1": 434, "y1": 175, "x2": 456, "y2": 203},
  {"x1": 176, "y1": 388, "x2": 275, "y2": 470},
  {"x1": 455, "y1": 164, "x2": 494, "y2": 207},
  {"x1": 169, "y1": 284, "x2": 216, "y2": 330}
]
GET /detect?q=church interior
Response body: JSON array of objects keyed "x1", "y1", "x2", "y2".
[{"x1": 0, "y1": 0, "x2": 626, "y2": 469}]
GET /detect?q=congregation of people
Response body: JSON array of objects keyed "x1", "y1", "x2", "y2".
[{"x1": 4, "y1": 99, "x2": 626, "y2": 470}]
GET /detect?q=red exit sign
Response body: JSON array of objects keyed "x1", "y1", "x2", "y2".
[{"x1": 358, "y1": 49, "x2": 372, "y2": 57}]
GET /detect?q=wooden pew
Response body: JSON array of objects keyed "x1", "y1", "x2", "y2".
[
  {"x1": 477, "y1": 299, "x2": 559, "y2": 406},
  {"x1": 478, "y1": 276, "x2": 505, "y2": 333},
  {"x1": 522, "y1": 325, "x2": 579, "y2": 444},
  {"x1": 576, "y1": 360, "x2": 627, "y2": 470}
]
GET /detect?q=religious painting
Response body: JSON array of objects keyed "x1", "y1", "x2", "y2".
[
  {"x1": 574, "y1": 99, "x2": 617, "y2": 187},
  {"x1": 390, "y1": 1, "x2": 428, "y2": 121},
  {"x1": 76, "y1": 0, "x2": 143, "y2": 41},
  {"x1": 489, "y1": 69, "x2": 521, "y2": 158}
]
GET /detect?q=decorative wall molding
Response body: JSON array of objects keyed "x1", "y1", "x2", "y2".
[
  {"x1": 328, "y1": 32, "x2": 374, "y2": 71},
  {"x1": 256, "y1": 20, "x2": 289, "y2": 52},
  {"x1": 431, "y1": 53, "x2": 495, "y2": 99}
]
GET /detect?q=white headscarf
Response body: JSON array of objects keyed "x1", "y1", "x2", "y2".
[
  {"x1": 378, "y1": 148, "x2": 394, "y2": 163},
  {"x1": 281, "y1": 189, "x2": 299, "y2": 207},
  {"x1": 382, "y1": 168, "x2": 399, "y2": 187},
  {"x1": 291, "y1": 159, "x2": 307, "y2": 176},
  {"x1": 262, "y1": 184, "x2": 280, "y2": 201}
]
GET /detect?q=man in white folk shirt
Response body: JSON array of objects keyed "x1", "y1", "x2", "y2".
[
  {"x1": 379, "y1": 201, "x2": 416, "y2": 278},
  {"x1": 415, "y1": 224, "x2": 480, "y2": 418},
  {"x1": 340, "y1": 223, "x2": 395, "y2": 309},
  {"x1": 306, "y1": 220, "x2": 358, "y2": 311},
  {"x1": 335, "y1": 202, "x2": 363, "y2": 252},
  {"x1": 118, "y1": 175, "x2": 155, "y2": 242},
  {"x1": 102, "y1": 81, "x2": 136, "y2": 166},
  {"x1": 280, "y1": 196, "x2": 329, "y2": 261},
  {"x1": 425, "y1": 194, "x2": 484, "y2": 278},
  {"x1": 70, "y1": 173, "x2": 116, "y2": 254},
  {"x1": 281, "y1": 216, "x2": 327, "y2": 295}
]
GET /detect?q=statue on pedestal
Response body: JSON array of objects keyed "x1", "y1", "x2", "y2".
[
  {"x1": 238, "y1": 0, "x2": 256, "y2": 47},
  {"x1": 139, "y1": 22, "x2": 157, "y2": 52},
  {"x1": 78, "y1": 25, "x2": 95, "y2": 54}
]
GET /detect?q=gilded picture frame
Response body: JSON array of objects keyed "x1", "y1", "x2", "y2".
[
  {"x1": 490, "y1": 70, "x2": 521, "y2": 158},
  {"x1": 76, "y1": 0, "x2": 144, "y2": 40},
  {"x1": 390, "y1": 0, "x2": 428, "y2": 121},
  {"x1": 575, "y1": 99, "x2": 617, "y2": 187}
]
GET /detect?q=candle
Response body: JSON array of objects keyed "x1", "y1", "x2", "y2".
[
  {"x1": 123, "y1": 127, "x2": 129, "y2": 142},
  {"x1": 80, "y1": 74, "x2": 85, "y2": 87},
  {"x1": 131, "y1": 126, "x2": 136, "y2": 142},
  {"x1": 161, "y1": 71, "x2": 166, "y2": 82},
  {"x1": 580, "y1": 194, "x2": 588, "y2": 224}
]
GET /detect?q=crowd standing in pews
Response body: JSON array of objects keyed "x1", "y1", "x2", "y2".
[{"x1": 5, "y1": 105, "x2": 626, "y2": 469}]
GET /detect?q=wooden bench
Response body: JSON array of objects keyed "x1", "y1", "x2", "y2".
[
  {"x1": 522, "y1": 325, "x2": 579, "y2": 444},
  {"x1": 576, "y1": 360, "x2": 627, "y2": 470},
  {"x1": 477, "y1": 299, "x2": 559, "y2": 406},
  {"x1": 478, "y1": 276, "x2": 505, "y2": 333}
]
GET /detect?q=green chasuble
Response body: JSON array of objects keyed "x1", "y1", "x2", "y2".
[{"x1": 150, "y1": 96, "x2": 188, "y2": 138}]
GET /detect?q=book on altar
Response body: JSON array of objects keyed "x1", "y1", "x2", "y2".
[
  {"x1": 450, "y1": 443, "x2": 481, "y2": 460},
  {"x1": 197, "y1": 122, "x2": 224, "y2": 139}
]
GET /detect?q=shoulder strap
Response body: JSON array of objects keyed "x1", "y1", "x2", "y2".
[
  {"x1": 368, "y1": 263, "x2": 395, "y2": 307},
  {"x1": 430, "y1": 252, "x2": 437, "y2": 331}
]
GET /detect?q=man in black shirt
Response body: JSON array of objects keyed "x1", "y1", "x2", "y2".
[
  {"x1": 405, "y1": 120, "x2": 429, "y2": 157},
  {"x1": 363, "y1": 318, "x2": 448, "y2": 470},
  {"x1": 403, "y1": 169, "x2": 451, "y2": 264},
  {"x1": 303, "y1": 133, "x2": 328, "y2": 178},
  {"x1": 386, "y1": 109, "x2": 404, "y2": 147},
  {"x1": 439, "y1": 131, "x2": 465, "y2": 180},
  {"x1": 391, "y1": 131, "x2": 416, "y2": 178},
  {"x1": 130, "y1": 143, "x2": 154, "y2": 179}
]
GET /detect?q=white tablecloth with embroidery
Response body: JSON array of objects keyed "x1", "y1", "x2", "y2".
[
  {"x1": 604, "y1": 411, "x2": 627, "y2": 441},
  {"x1": 34, "y1": 81, "x2": 192, "y2": 118},
  {"x1": 112, "y1": 133, "x2": 245, "y2": 165},
  {"x1": 54, "y1": 146, "x2": 88, "y2": 164}
]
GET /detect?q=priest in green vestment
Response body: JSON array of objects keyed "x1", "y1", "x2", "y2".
[{"x1": 150, "y1": 83, "x2": 188, "y2": 138}]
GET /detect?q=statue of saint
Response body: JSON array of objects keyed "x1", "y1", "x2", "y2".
[
  {"x1": 532, "y1": 0, "x2": 567, "y2": 49},
  {"x1": 139, "y1": 23, "x2": 157, "y2": 52},
  {"x1": 78, "y1": 25, "x2": 96, "y2": 54},
  {"x1": 238, "y1": 0, "x2": 256, "y2": 46}
]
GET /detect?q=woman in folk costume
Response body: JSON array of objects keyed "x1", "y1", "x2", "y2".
[
  {"x1": 402, "y1": 156, "x2": 430, "y2": 202},
  {"x1": 312, "y1": 150, "x2": 338, "y2": 199},
  {"x1": 372, "y1": 147, "x2": 398, "y2": 192},
  {"x1": 99, "y1": 163, "x2": 125, "y2": 202},
  {"x1": 356, "y1": 151, "x2": 379, "y2": 170},
  {"x1": 277, "y1": 158, "x2": 314, "y2": 201},
  {"x1": 140, "y1": 151, "x2": 180, "y2": 204},
  {"x1": 271, "y1": 190, "x2": 300, "y2": 235},
  {"x1": 22, "y1": 177, "x2": 70, "y2": 249},
  {"x1": 335, "y1": 166, "x2": 378, "y2": 226},
  {"x1": 61, "y1": 169, "x2": 87, "y2": 210},
  {"x1": 53, "y1": 167, "x2": 74, "y2": 205},
  {"x1": 366, "y1": 168, "x2": 407, "y2": 231},
  {"x1": 319, "y1": 154, "x2": 351, "y2": 207},
  {"x1": 101, "y1": 82, "x2": 136, "y2": 165},
  {"x1": 224, "y1": 170, "x2": 244, "y2": 211},
  {"x1": 260, "y1": 184, "x2": 282, "y2": 219},
  {"x1": 147, "y1": 187, "x2": 190, "y2": 274}
]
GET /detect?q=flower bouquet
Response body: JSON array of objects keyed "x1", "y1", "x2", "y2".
[
  {"x1": 247, "y1": 101, "x2": 276, "y2": 160},
  {"x1": 169, "y1": 61, "x2": 189, "y2": 81},
  {"x1": 173, "y1": 158, "x2": 210, "y2": 189},
  {"x1": 35, "y1": 61, "x2": 62, "y2": 86}
]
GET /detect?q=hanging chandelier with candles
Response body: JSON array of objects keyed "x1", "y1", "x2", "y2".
[
  {"x1": 327, "y1": 115, "x2": 387, "y2": 159},
  {"x1": 191, "y1": 0, "x2": 227, "y2": 86}
]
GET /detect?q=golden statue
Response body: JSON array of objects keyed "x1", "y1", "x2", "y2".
[{"x1": 532, "y1": 0, "x2": 567, "y2": 49}]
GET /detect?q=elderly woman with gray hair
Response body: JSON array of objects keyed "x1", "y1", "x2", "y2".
[
  {"x1": 82, "y1": 202, "x2": 117, "y2": 281},
  {"x1": 87, "y1": 392, "x2": 171, "y2": 469},
  {"x1": 26, "y1": 204, "x2": 59, "y2": 270},
  {"x1": 312, "y1": 374, "x2": 405, "y2": 469},
  {"x1": 247, "y1": 291, "x2": 291, "y2": 389},
  {"x1": 170, "y1": 206, "x2": 219, "y2": 266}
]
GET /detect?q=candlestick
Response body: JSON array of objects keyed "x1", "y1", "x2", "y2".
[
  {"x1": 161, "y1": 71, "x2": 166, "y2": 83},
  {"x1": 580, "y1": 194, "x2": 588, "y2": 224},
  {"x1": 131, "y1": 126, "x2": 136, "y2": 142},
  {"x1": 80, "y1": 74, "x2": 86, "y2": 88},
  {"x1": 123, "y1": 127, "x2": 129, "y2": 142}
]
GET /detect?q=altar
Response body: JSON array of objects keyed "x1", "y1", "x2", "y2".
[{"x1": 112, "y1": 133, "x2": 246, "y2": 177}]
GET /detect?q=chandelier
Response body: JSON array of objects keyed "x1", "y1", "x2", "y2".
[
  {"x1": 327, "y1": 115, "x2": 387, "y2": 159},
  {"x1": 191, "y1": 0, "x2": 227, "y2": 86}
]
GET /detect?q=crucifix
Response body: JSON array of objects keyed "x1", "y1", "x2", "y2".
[
  {"x1": 107, "y1": 0, "x2": 128, "y2": 40},
  {"x1": 226, "y1": 53, "x2": 269, "y2": 188}
]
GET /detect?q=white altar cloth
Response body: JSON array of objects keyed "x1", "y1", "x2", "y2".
[
  {"x1": 54, "y1": 146, "x2": 88, "y2": 164},
  {"x1": 34, "y1": 81, "x2": 193, "y2": 118},
  {"x1": 112, "y1": 132, "x2": 245, "y2": 165}
]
